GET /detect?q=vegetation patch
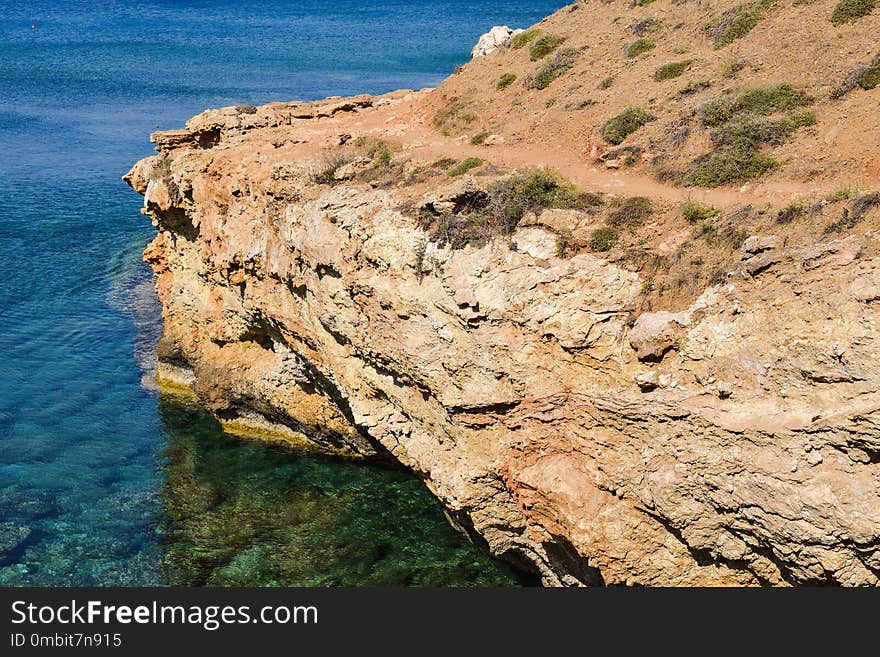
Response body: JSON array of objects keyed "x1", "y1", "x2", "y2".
[
  {"x1": 824, "y1": 192, "x2": 880, "y2": 233},
  {"x1": 626, "y1": 38, "x2": 656, "y2": 58},
  {"x1": 685, "y1": 86, "x2": 815, "y2": 184},
  {"x1": 631, "y1": 18, "x2": 659, "y2": 37},
  {"x1": 828, "y1": 184, "x2": 864, "y2": 201},
  {"x1": 529, "y1": 34, "x2": 567, "y2": 60},
  {"x1": 607, "y1": 197, "x2": 652, "y2": 229},
  {"x1": 471, "y1": 132, "x2": 490, "y2": 145},
  {"x1": 699, "y1": 84, "x2": 812, "y2": 126},
  {"x1": 721, "y1": 58, "x2": 746, "y2": 78},
  {"x1": 678, "y1": 79, "x2": 711, "y2": 96},
  {"x1": 448, "y1": 157, "x2": 484, "y2": 177},
  {"x1": 496, "y1": 72, "x2": 517, "y2": 91},
  {"x1": 433, "y1": 96, "x2": 479, "y2": 136},
  {"x1": 682, "y1": 149, "x2": 777, "y2": 186},
  {"x1": 525, "y1": 48, "x2": 580, "y2": 90},
  {"x1": 850, "y1": 192, "x2": 880, "y2": 222},
  {"x1": 590, "y1": 226, "x2": 619, "y2": 252},
  {"x1": 372, "y1": 148, "x2": 392, "y2": 168},
  {"x1": 602, "y1": 145, "x2": 643, "y2": 166},
  {"x1": 308, "y1": 151, "x2": 354, "y2": 185},
  {"x1": 708, "y1": 111, "x2": 815, "y2": 148},
  {"x1": 776, "y1": 201, "x2": 807, "y2": 223},
  {"x1": 565, "y1": 98, "x2": 598, "y2": 110},
  {"x1": 831, "y1": 52, "x2": 880, "y2": 98},
  {"x1": 859, "y1": 55, "x2": 880, "y2": 89},
  {"x1": 681, "y1": 200, "x2": 720, "y2": 223},
  {"x1": 601, "y1": 108, "x2": 657, "y2": 145},
  {"x1": 485, "y1": 168, "x2": 603, "y2": 233},
  {"x1": 512, "y1": 28, "x2": 541, "y2": 49},
  {"x1": 706, "y1": 0, "x2": 774, "y2": 49},
  {"x1": 831, "y1": 0, "x2": 876, "y2": 25},
  {"x1": 419, "y1": 169, "x2": 603, "y2": 249},
  {"x1": 599, "y1": 75, "x2": 616, "y2": 90},
  {"x1": 654, "y1": 60, "x2": 694, "y2": 81}
]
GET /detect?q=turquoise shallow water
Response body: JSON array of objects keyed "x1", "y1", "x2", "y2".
[{"x1": 0, "y1": 0, "x2": 563, "y2": 586}]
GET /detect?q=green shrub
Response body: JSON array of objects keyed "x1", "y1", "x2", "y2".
[
  {"x1": 708, "y1": 0, "x2": 773, "y2": 49},
  {"x1": 681, "y1": 200, "x2": 720, "y2": 223},
  {"x1": 831, "y1": 0, "x2": 876, "y2": 25},
  {"x1": 776, "y1": 201, "x2": 806, "y2": 223},
  {"x1": 626, "y1": 39, "x2": 656, "y2": 58},
  {"x1": 831, "y1": 53, "x2": 880, "y2": 98},
  {"x1": 372, "y1": 148, "x2": 392, "y2": 167},
  {"x1": 683, "y1": 82, "x2": 814, "y2": 186},
  {"x1": 496, "y1": 73, "x2": 517, "y2": 91},
  {"x1": 721, "y1": 58, "x2": 746, "y2": 78},
  {"x1": 682, "y1": 147, "x2": 777, "y2": 186},
  {"x1": 590, "y1": 226, "x2": 619, "y2": 252},
  {"x1": 601, "y1": 108, "x2": 657, "y2": 145},
  {"x1": 709, "y1": 112, "x2": 814, "y2": 149},
  {"x1": 525, "y1": 48, "x2": 580, "y2": 90},
  {"x1": 828, "y1": 184, "x2": 863, "y2": 201},
  {"x1": 512, "y1": 28, "x2": 542, "y2": 49},
  {"x1": 432, "y1": 157, "x2": 457, "y2": 170},
  {"x1": 565, "y1": 98, "x2": 597, "y2": 110},
  {"x1": 654, "y1": 60, "x2": 694, "y2": 81},
  {"x1": 486, "y1": 168, "x2": 602, "y2": 233},
  {"x1": 699, "y1": 84, "x2": 812, "y2": 126},
  {"x1": 447, "y1": 157, "x2": 484, "y2": 177},
  {"x1": 859, "y1": 53, "x2": 880, "y2": 89},
  {"x1": 599, "y1": 75, "x2": 615, "y2": 89},
  {"x1": 678, "y1": 79, "x2": 711, "y2": 96},
  {"x1": 607, "y1": 197, "x2": 652, "y2": 228},
  {"x1": 471, "y1": 132, "x2": 490, "y2": 145},
  {"x1": 529, "y1": 34, "x2": 567, "y2": 60},
  {"x1": 696, "y1": 219, "x2": 717, "y2": 236},
  {"x1": 789, "y1": 110, "x2": 817, "y2": 128}
]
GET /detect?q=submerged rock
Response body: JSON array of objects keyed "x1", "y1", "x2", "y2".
[{"x1": 0, "y1": 524, "x2": 31, "y2": 557}]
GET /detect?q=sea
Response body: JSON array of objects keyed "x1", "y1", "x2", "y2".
[{"x1": 0, "y1": 0, "x2": 565, "y2": 586}]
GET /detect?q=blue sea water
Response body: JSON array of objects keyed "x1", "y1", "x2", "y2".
[{"x1": 0, "y1": 1, "x2": 564, "y2": 586}]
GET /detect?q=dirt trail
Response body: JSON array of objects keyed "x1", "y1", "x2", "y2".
[{"x1": 295, "y1": 91, "x2": 831, "y2": 210}]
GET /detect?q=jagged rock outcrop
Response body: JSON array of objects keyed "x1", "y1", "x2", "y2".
[{"x1": 125, "y1": 93, "x2": 880, "y2": 587}]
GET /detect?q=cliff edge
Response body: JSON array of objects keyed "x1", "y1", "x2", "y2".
[{"x1": 126, "y1": 0, "x2": 880, "y2": 585}]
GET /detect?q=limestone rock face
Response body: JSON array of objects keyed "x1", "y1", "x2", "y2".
[
  {"x1": 126, "y1": 97, "x2": 880, "y2": 587},
  {"x1": 471, "y1": 26, "x2": 523, "y2": 59}
]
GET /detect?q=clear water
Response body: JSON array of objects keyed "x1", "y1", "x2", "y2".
[{"x1": 0, "y1": 0, "x2": 563, "y2": 586}]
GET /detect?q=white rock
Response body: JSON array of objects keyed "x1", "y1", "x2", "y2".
[
  {"x1": 635, "y1": 371, "x2": 658, "y2": 391},
  {"x1": 512, "y1": 227, "x2": 558, "y2": 260},
  {"x1": 471, "y1": 26, "x2": 524, "y2": 59}
]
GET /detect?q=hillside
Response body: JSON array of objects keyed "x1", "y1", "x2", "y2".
[{"x1": 418, "y1": 0, "x2": 880, "y2": 308}]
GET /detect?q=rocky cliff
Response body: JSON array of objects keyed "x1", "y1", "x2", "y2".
[{"x1": 126, "y1": 1, "x2": 880, "y2": 586}]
